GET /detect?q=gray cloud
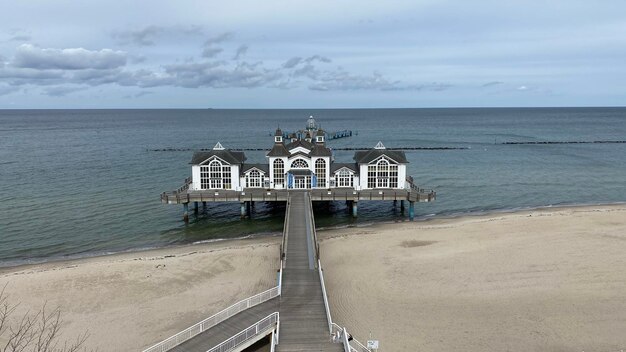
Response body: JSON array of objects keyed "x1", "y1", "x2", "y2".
[
  {"x1": 0, "y1": 84, "x2": 20, "y2": 96},
  {"x1": 282, "y1": 57, "x2": 302, "y2": 69},
  {"x1": 113, "y1": 25, "x2": 204, "y2": 46},
  {"x1": 204, "y1": 32, "x2": 233, "y2": 46},
  {"x1": 234, "y1": 45, "x2": 249, "y2": 60},
  {"x1": 9, "y1": 35, "x2": 31, "y2": 42},
  {"x1": 43, "y1": 85, "x2": 86, "y2": 97},
  {"x1": 113, "y1": 26, "x2": 162, "y2": 46},
  {"x1": 201, "y1": 47, "x2": 223, "y2": 58},
  {"x1": 124, "y1": 91, "x2": 154, "y2": 99},
  {"x1": 13, "y1": 44, "x2": 127, "y2": 70},
  {"x1": 201, "y1": 32, "x2": 234, "y2": 58},
  {"x1": 0, "y1": 42, "x2": 446, "y2": 94},
  {"x1": 482, "y1": 81, "x2": 504, "y2": 87}
]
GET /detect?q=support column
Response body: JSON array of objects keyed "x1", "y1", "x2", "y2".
[
  {"x1": 246, "y1": 201, "x2": 252, "y2": 217},
  {"x1": 193, "y1": 201, "x2": 199, "y2": 214},
  {"x1": 202, "y1": 201, "x2": 207, "y2": 209},
  {"x1": 409, "y1": 201, "x2": 415, "y2": 221},
  {"x1": 183, "y1": 203, "x2": 189, "y2": 223},
  {"x1": 352, "y1": 201, "x2": 358, "y2": 217},
  {"x1": 400, "y1": 200, "x2": 405, "y2": 212},
  {"x1": 240, "y1": 202, "x2": 246, "y2": 219}
]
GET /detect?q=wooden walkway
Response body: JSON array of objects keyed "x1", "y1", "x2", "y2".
[
  {"x1": 276, "y1": 192, "x2": 342, "y2": 351},
  {"x1": 168, "y1": 299, "x2": 278, "y2": 352},
  {"x1": 158, "y1": 191, "x2": 341, "y2": 352}
]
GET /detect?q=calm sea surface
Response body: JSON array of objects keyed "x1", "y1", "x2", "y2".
[{"x1": 1, "y1": 108, "x2": 625, "y2": 266}]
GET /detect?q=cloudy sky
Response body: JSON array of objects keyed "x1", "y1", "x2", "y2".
[{"x1": 1, "y1": 0, "x2": 625, "y2": 108}]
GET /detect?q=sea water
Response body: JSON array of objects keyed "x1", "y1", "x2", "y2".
[{"x1": 1, "y1": 108, "x2": 625, "y2": 266}]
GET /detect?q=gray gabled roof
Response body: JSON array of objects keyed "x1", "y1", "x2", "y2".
[
  {"x1": 353, "y1": 149, "x2": 408, "y2": 164},
  {"x1": 286, "y1": 139, "x2": 314, "y2": 150},
  {"x1": 267, "y1": 143, "x2": 290, "y2": 157},
  {"x1": 191, "y1": 149, "x2": 246, "y2": 165},
  {"x1": 310, "y1": 144, "x2": 332, "y2": 156},
  {"x1": 241, "y1": 163, "x2": 269, "y2": 174},
  {"x1": 331, "y1": 163, "x2": 358, "y2": 173}
]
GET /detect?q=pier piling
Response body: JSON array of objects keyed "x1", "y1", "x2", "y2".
[
  {"x1": 193, "y1": 201, "x2": 198, "y2": 214},
  {"x1": 240, "y1": 202, "x2": 246, "y2": 218},
  {"x1": 409, "y1": 201, "x2": 415, "y2": 221},
  {"x1": 183, "y1": 203, "x2": 189, "y2": 223},
  {"x1": 352, "y1": 201, "x2": 358, "y2": 217},
  {"x1": 400, "y1": 200, "x2": 405, "y2": 212}
]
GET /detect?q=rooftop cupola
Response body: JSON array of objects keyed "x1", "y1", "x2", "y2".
[
  {"x1": 274, "y1": 127, "x2": 283, "y2": 143},
  {"x1": 306, "y1": 115, "x2": 317, "y2": 131},
  {"x1": 316, "y1": 128, "x2": 325, "y2": 144},
  {"x1": 305, "y1": 131, "x2": 312, "y2": 143}
]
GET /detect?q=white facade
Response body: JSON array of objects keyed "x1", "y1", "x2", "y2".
[{"x1": 190, "y1": 138, "x2": 408, "y2": 191}]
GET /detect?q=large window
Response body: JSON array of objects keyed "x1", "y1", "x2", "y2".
[
  {"x1": 222, "y1": 165, "x2": 231, "y2": 189},
  {"x1": 390, "y1": 164, "x2": 398, "y2": 188},
  {"x1": 210, "y1": 160, "x2": 222, "y2": 189},
  {"x1": 291, "y1": 159, "x2": 309, "y2": 168},
  {"x1": 315, "y1": 159, "x2": 326, "y2": 188},
  {"x1": 200, "y1": 166, "x2": 211, "y2": 189},
  {"x1": 273, "y1": 159, "x2": 284, "y2": 186},
  {"x1": 336, "y1": 169, "x2": 353, "y2": 187},
  {"x1": 376, "y1": 159, "x2": 389, "y2": 188},
  {"x1": 201, "y1": 159, "x2": 231, "y2": 189},
  {"x1": 367, "y1": 158, "x2": 397, "y2": 189},
  {"x1": 367, "y1": 165, "x2": 376, "y2": 189},
  {"x1": 246, "y1": 170, "x2": 262, "y2": 188}
]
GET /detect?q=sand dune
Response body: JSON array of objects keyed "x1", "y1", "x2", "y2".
[{"x1": 1, "y1": 205, "x2": 625, "y2": 351}]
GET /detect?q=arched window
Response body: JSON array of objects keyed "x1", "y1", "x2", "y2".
[
  {"x1": 336, "y1": 169, "x2": 353, "y2": 187},
  {"x1": 290, "y1": 159, "x2": 309, "y2": 168},
  {"x1": 315, "y1": 159, "x2": 326, "y2": 188},
  {"x1": 273, "y1": 159, "x2": 284, "y2": 186},
  {"x1": 246, "y1": 170, "x2": 262, "y2": 188},
  {"x1": 377, "y1": 159, "x2": 389, "y2": 188},
  {"x1": 367, "y1": 157, "x2": 396, "y2": 189},
  {"x1": 200, "y1": 159, "x2": 231, "y2": 189}
]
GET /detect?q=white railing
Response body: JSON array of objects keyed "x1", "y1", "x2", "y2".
[
  {"x1": 143, "y1": 286, "x2": 280, "y2": 352},
  {"x1": 205, "y1": 312, "x2": 279, "y2": 352},
  {"x1": 342, "y1": 327, "x2": 351, "y2": 352},
  {"x1": 318, "y1": 259, "x2": 333, "y2": 335}
]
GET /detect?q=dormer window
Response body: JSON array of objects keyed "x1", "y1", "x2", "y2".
[
  {"x1": 275, "y1": 136, "x2": 283, "y2": 143},
  {"x1": 316, "y1": 136, "x2": 324, "y2": 143}
]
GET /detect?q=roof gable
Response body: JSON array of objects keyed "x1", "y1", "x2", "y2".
[
  {"x1": 191, "y1": 149, "x2": 246, "y2": 165},
  {"x1": 353, "y1": 149, "x2": 408, "y2": 164},
  {"x1": 289, "y1": 146, "x2": 311, "y2": 155}
]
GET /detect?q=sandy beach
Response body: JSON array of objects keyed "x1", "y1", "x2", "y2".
[
  {"x1": 321, "y1": 205, "x2": 626, "y2": 351},
  {"x1": 1, "y1": 205, "x2": 625, "y2": 351}
]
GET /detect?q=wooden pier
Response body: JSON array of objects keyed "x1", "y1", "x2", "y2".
[
  {"x1": 161, "y1": 178, "x2": 435, "y2": 221},
  {"x1": 276, "y1": 192, "x2": 342, "y2": 351}
]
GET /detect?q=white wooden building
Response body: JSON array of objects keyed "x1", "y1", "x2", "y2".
[{"x1": 190, "y1": 128, "x2": 408, "y2": 191}]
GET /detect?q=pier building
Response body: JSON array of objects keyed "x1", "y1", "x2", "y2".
[
  {"x1": 162, "y1": 120, "x2": 435, "y2": 221},
  {"x1": 190, "y1": 128, "x2": 408, "y2": 192}
]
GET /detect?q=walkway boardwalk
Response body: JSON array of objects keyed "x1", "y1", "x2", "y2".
[
  {"x1": 146, "y1": 191, "x2": 343, "y2": 352},
  {"x1": 168, "y1": 299, "x2": 278, "y2": 352},
  {"x1": 276, "y1": 192, "x2": 342, "y2": 352}
]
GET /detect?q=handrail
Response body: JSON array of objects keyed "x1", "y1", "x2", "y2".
[
  {"x1": 342, "y1": 327, "x2": 351, "y2": 352},
  {"x1": 306, "y1": 193, "x2": 320, "y2": 260},
  {"x1": 142, "y1": 286, "x2": 280, "y2": 352},
  {"x1": 280, "y1": 196, "x2": 290, "y2": 263},
  {"x1": 318, "y1": 259, "x2": 333, "y2": 335},
  {"x1": 205, "y1": 312, "x2": 279, "y2": 352}
]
